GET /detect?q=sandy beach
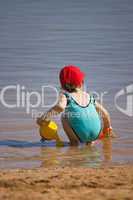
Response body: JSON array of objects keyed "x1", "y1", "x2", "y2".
[{"x1": 0, "y1": 165, "x2": 133, "y2": 200}]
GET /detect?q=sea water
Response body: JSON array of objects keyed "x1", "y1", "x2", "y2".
[{"x1": 0, "y1": 0, "x2": 133, "y2": 169}]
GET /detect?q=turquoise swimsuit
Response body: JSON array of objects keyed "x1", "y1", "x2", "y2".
[{"x1": 64, "y1": 93, "x2": 102, "y2": 142}]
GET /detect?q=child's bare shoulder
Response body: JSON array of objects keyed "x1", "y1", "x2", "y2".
[
  {"x1": 56, "y1": 91, "x2": 67, "y2": 109},
  {"x1": 59, "y1": 91, "x2": 67, "y2": 99}
]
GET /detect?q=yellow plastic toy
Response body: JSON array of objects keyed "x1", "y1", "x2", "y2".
[{"x1": 39, "y1": 120, "x2": 64, "y2": 146}]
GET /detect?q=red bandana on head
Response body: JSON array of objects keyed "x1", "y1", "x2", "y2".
[{"x1": 59, "y1": 65, "x2": 85, "y2": 89}]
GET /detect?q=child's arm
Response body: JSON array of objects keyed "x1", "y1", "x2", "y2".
[
  {"x1": 36, "y1": 93, "x2": 67, "y2": 125},
  {"x1": 95, "y1": 102, "x2": 116, "y2": 137}
]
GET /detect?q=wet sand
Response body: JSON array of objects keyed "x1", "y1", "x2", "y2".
[{"x1": 0, "y1": 165, "x2": 133, "y2": 200}]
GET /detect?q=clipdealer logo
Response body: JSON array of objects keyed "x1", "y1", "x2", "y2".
[
  {"x1": 0, "y1": 85, "x2": 58, "y2": 114},
  {"x1": 0, "y1": 84, "x2": 133, "y2": 118},
  {"x1": 114, "y1": 84, "x2": 133, "y2": 117}
]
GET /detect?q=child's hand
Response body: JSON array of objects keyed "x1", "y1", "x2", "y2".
[
  {"x1": 36, "y1": 117, "x2": 43, "y2": 126},
  {"x1": 36, "y1": 116, "x2": 50, "y2": 126}
]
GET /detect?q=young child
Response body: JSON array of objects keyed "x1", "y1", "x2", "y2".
[{"x1": 37, "y1": 65, "x2": 114, "y2": 145}]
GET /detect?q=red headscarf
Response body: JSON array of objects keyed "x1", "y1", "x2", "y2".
[{"x1": 59, "y1": 65, "x2": 85, "y2": 89}]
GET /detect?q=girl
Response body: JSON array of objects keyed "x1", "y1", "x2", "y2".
[{"x1": 37, "y1": 65, "x2": 114, "y2": 145}]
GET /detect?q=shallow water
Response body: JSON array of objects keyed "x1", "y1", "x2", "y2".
[{"x1": 0, "y1": 0, "x2": 133, "y2": 169}]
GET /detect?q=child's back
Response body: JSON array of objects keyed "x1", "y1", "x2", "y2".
[
  {"x1": 68, "y1": 89, "x2": 90, "y2": 107},
  {"x1": 62, "y1": 89, "x2": 102, "y2": 142}
]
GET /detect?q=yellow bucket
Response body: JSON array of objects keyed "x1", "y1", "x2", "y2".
[{"x1": 39, "y1": 121, "x2": 63, "y2": 146}]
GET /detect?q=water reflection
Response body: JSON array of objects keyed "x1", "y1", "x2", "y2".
[
  {"x1": 0, "y1": 138, "x2": 113, "y2": 169},
  {"x1": 40, "y1": 139, "x2": 112, "y2": 168},
  {"x1": 102, "y1": 138, "x2": 112, "y2": 162},
  {"x1": 1, "y1": 136, "x2": 133, "y2": 169}
]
